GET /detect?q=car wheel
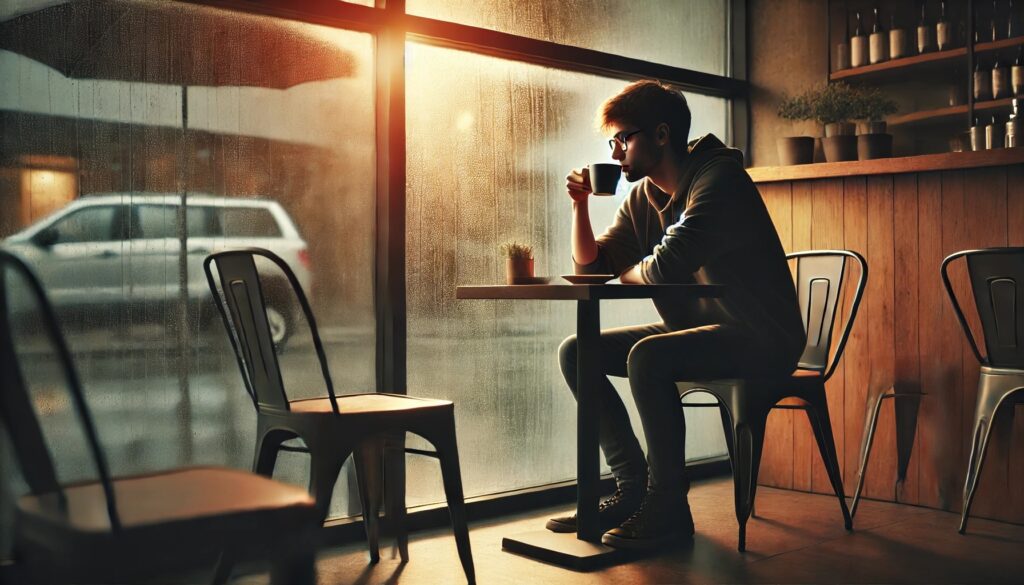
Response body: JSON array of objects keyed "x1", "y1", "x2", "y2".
[{"x1": 265, "y1": 302, "x2": 293, "y2": 353}]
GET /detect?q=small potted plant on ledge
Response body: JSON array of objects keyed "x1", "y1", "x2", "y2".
[
  {"x1": 854, "y1": 87, "x2": 898, "y2": 160},
  {"x1": 501, "y1": 241, "x2": 534, "y2": 284},
  {"x1": 776, "y1": 90, "x2": 816, "y2": 165},
  {"x1": 811, "y1": 82, "x2": 859, "y2": 162}
]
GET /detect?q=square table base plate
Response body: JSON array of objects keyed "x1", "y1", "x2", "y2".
[{"x1": 501, "y1": 530, "x2": 626, "y2": 570}]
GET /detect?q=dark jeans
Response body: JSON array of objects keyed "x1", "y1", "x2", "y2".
[{"x1": 558, "y1": 322, "x2": 795, "y2": 498}]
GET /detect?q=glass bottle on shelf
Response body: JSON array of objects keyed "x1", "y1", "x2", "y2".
[
  {"x1": 918, "y1": 1, "x2": 935, "y2": 53},
  {"x1": 976, "y1": 58, "x2": 994, "y2": 101},
  {"x1": 869, "y1": 6, "x2": 889, "y2": 63},
  {"x1": 852, "y1": 10, "x2": 869, "y2": 67},
  {"x1": 937, "y1": 0, "x2": 952, "y2": 50},
  {"x1": 992, "y1": 0, "x2": 1000, "y2": 42},
  {"x1": 994, "y1": 51, "x2": 1011, "y2": 98},
  {"x1": 1010, "y1": 0, "x2": 1018, "y2": 39},
  {"x1": 890, "y1": 13, "x2": 909, "y2": 59},
  {"x1": 835, "y1": 9, "x2": 851, "y2": 71},
  {"x1": 1013, "y1": 45, "x2": 1024, "y2": 94}
]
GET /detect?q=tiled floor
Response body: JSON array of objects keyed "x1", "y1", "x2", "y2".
[{"x1": 234, "y1": 477, "x2": 1024, "y2": 584}]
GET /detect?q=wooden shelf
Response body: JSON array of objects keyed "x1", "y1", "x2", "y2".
[
  {"x1": 747, "y1": 148, "x2": 1024, "y2": 183},
  {"x1": 830, "y1": 46, "x2": 966, "y2": 82},
  {"x1": 974, "y1": 36, "x2": 1024, "y2": 55},
  {"x1": 888, "y1": 98, "x2": 1018, "y2": 128}
]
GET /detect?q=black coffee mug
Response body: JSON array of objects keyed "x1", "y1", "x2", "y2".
[{"x1": 588, "y1": 163, "x2": 622, "y2": 196}]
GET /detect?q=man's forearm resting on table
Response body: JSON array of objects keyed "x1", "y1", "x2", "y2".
[{"x1": 618, "y1": 264, "x2": 645, "y2": 284}]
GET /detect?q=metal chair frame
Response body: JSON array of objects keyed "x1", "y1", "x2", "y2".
[
  {"x1": 941, "y1": 247, "x2": 1024, "y2": 534},
  {"x1": 680, "y1": 249, "x2": 866, "y2": 551},
  {"x1": 204, "y1": 248, "x2": 474, "y2": 583}
]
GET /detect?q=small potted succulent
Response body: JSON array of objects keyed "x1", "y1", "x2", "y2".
[
  {"x1": 810, "y1": 82, "x2": 860, "y2": 162},
  {"x1": 854, "y1": 87, "x2": 898, "y2": 159},
  {"x1": 776, "y1": 91, "x2": 816, "y2": 165},
  {"x1": 501, "y1": 241, "x2": 534, "y2": 284}
]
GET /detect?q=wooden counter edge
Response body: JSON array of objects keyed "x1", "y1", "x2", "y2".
[{"x1": 747, "y1": 148, "x2": 1024, "y2": 183}]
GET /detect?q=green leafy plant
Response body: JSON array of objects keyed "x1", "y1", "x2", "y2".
[
  {"x1": 853, "y1": 86, "x2": 899, "y2": 121},
  {"x1": 809, "y1": 82, "x2": 862, "y2": 125},
  {"x1": 500, "y1": 241, "x2": 533, "y2": 260},
  {"x1": 776, "y1": 91, "x2": 814, "y2": 121}
]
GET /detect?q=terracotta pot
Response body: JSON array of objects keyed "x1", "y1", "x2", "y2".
[
  {"x1": 857, "y1": 133, "x2": 893, "y2": 160},
  {"x1": 506, "y1": 257, "x2": 534, "y2": 284},
  {"x1": 776, "y1": 136, "x2": 815, "y2": 165},
  {"x1": 822, "y1": 135, "x2": 858, "y2": 162}
]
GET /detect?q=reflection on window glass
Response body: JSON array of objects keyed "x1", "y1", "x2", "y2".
[
  {"x1": 405, "y1": 42, "x2": 728, "y2": 507},
  {"x1": 407, "y1": 0, "x2": 729, "y2": 74},
  {"x1": 0, "y1": 2, "x2": 375, "y2": 523}
]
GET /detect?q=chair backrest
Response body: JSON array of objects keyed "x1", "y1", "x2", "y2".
[
  {"x1": 942, "y1": 247, "x2": 1024, "y2": 368},
  {"x1": 0, "y1": 250, "x2": 121, "y2": 530},
  {"x1": 204, "y1": 248, "x2": 337, "y2": 413},
  {"x1": 790, "y1": 250, "x2": 868, "y2": 379}
]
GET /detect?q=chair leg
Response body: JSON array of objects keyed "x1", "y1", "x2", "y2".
[
  {"x1": 806, "y1": 395, "x2": 853, "y2": 531},
  {"x1": 727, "y1": 410, "x2": 767, "y2": 553},
  {"x1": 418, "y1": 417, "x2": 475, "y2": 584},
  {"x1": 308, "y1": 448, "x2": 349, "y2": 523},
  {"x1": 210, "y1": 551, "x2": 234, "y2": 585},
  {"x1": 851, "y1": 390, "x2": 887, "y2": 519},
  {"x1": 384, "y1": 432, "x2": 409, "y2": 562},
  {"x1": 253, "y1": 429, "x2": 285, "y2": 478},
  {"x1": 353, "y1": 438, "x2": 385, "y2": 563}
]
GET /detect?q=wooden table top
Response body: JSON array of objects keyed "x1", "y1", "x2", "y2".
[{"x1": 456, "y1": 283, "x2": 725, "y2": 301}]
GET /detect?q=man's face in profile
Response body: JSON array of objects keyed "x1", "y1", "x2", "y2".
[{"x1": 607, "y1": 121, "x2": 663, "y2": 183}]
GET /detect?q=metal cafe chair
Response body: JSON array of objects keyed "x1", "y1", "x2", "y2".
[
  {"x1": 0, "y1": 249, "x2": 320, "y2": 585},
  {"x1": 679, "y1": 250, "x2": 865, "y2": 551},
  {"x1": 941, "y1": 247, "x2": 1024, "y2": 534},
  {"x1": 204, "y1": 248, "x2": 474, "y2": 583}
]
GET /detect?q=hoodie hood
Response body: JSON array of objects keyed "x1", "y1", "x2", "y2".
[{"x1": 645, "y1": 133, "x2": 745, "y2": 214}]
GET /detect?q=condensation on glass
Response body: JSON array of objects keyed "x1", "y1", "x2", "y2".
[
  {"x1": 405, "y1": 43, "x2": 728, "y2": 507},
  {"x1": 406, "y1": 0, "x2": 729, "y2": 75},
  {"x1": 0, "y1": 2, "x2": 375, "y2": 522}
]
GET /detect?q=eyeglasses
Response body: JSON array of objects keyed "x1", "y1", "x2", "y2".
[{"x1": 608, "y1": 129, "x2": 643, "y2": 152}]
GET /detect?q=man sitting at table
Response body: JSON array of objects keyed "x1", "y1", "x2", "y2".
[{"x1": 546, "y1": 80, "x2": 805, "y2": 549}]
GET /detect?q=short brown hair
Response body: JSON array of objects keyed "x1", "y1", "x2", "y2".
[{"x1": 597, "y1": 80, "x2": 691, "y2": 152}]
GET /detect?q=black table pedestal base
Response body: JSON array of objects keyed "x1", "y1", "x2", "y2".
[{"x1": 501, "y1": 530, "x2": 626, "y2": 570}]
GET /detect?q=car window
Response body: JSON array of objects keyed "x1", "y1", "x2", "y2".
[
  {"x1": 221, "y1": 207, "x2": 282, "y2": 238},
  {"x1": 135, "y1": 205, "x2": 220, "y2": 239},
  {"x1": 52, "y1": 206, "x2": 124, "y2": 243}
]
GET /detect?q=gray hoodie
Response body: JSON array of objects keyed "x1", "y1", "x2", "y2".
[{"x1": 577, "y1": 133, "x2": 805, "y2": 364}]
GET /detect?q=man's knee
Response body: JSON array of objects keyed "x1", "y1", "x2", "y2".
[{"x1": 626, "y1": 336, "x2": 675, "y2": 384}]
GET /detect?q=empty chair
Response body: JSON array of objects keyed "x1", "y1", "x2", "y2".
[
  {"x1": 679, "y1": 250, "x2": 866, "y2": 551},
  {"x1": 941, "y1": 247, "x2": 1024, "y2": 534},
  {"x1": 204, "y1": 248, "x2": 474, "y2": 583},
  {"x1": 0, "y1": 249, "x2": 320, "y2": 585}
]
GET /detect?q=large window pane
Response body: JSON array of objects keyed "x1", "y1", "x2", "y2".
[
  {"x1": 0, "y1": 2, "x2": 375, "y2": 521},
  {"x1": 407, "y1": 0, "x2": 729, "y2": 75},
  {"x1": 406, "y1": 42, "x2": 729, "y2": 506}
]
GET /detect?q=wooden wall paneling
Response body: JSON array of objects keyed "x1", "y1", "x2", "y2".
[
  {"x1": 892, "y1": 173, "x2": 921, "y2": 506},
  {"x1": 759, "y1": 180, "x2": 795, "y2": 489},
  {"x1": 1007, "y1": 164, "x2": 1024, "y2": 524},
  {"x1": 791, "y1": 180, "x2": 815, "y2": 492},
  {"x1": 916, "y1": 171, "x2": 945, "y2": 509},
  {"x1": 937, "y1": 170, "x2": 967, "y2": 511},
  {"x1": 864, "y1": 175, "x2": 897, "y2": 501},
  {"x1": 842, "y1": 176, "x2": 870, "y2": 496},
  {"x1": 811, "y1": 178, "x2": 846, "y2": 495},
  {"x1": 960, "y1": 167, "x2": 1010, "y2": 521}
]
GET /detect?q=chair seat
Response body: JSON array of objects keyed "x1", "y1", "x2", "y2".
[
  {"x1": 19, "y1": 467, "x2": 314, "y2": 533},
  {"x1": 288, "y1": 392, "x2": 452, "y2": 414}
]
